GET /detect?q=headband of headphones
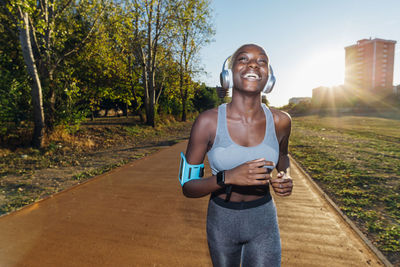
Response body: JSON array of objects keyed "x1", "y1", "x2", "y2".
[{"x1": 219, "y1": 52, "x2": 276, "y2": 94}]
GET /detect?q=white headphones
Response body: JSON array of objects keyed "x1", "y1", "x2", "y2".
[{"x1": 219, "y1": 55, "x2": 276, "y2": 94}]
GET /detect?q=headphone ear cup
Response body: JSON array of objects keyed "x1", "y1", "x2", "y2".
[
  {"x1": 263, "y1": 65, "x2": 276, "y2": 94},
  {"x1": 220, "y1": 56, "x2": 233, "y2": 90},
  {"x1": 220, "y1": 69, "x2": 233, "y2": 89},
  {"x1": 227, "y1": 69, "x2": 233, "y2": 89}
]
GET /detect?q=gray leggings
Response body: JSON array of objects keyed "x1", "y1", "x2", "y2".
[{"x1": 206, "y1": 196, "x2": 281, "y2": 267}]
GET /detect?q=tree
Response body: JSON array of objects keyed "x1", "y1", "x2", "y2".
[
  {"x1": 1, "y1": 1, "x2": 46, "y2": 148},
  {"x1": 1, "y1": 0, "x2": 106, "y2": 147},
  {"x1": 131, "y1": 0, "x2": 178, "y2": 127},
  {"x1": 174, "y1": 0, "x2": 214, "y2": 121},
  {"x1": 0, "y1": 5, "x2": 31, "y2": 134},
  {"x1": 108, "y1": 1, "x2": 144, "y2": 119}
]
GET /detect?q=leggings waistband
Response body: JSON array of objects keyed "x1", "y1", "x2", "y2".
[{"x1": 210, "y1": 192, "x2": 272, "y2": 210}]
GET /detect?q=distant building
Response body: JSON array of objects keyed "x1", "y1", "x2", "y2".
[
  {"x1": 395, "y1": 84, "x2": 400, "y2": 96},
  {"x1": 344, "y1": 38, "x2": 396, "y2": 91},
  {"x1": 312, "y1": 86, "x2": 330, "y2": 107},
  {"x1": 289, "y1": 97, "x2": 311, "y2": 105},
  {"x1": 312, "y1": 85, "x2": 353, "y2": 108}
]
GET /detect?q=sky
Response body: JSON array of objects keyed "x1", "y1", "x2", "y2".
[{"x1": 199, "y1": 0, "x2": 400, "y2": 107}]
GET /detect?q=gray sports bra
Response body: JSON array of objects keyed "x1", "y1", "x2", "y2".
[{"x1": 207, "y1": 103, "x2": 279, "y2": 175}]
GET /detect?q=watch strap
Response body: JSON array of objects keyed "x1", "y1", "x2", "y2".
[{"x1": 217, "y1": 171, "x2": 225, "y2": 187}]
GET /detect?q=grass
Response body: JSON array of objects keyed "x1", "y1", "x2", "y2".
[{"x1": 289, "y1": 114, "x2": 400, "y2": 264}]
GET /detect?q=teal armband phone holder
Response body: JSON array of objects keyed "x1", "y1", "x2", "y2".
[{"x1": 178, "y1": 152, "x2": 204, "y2": 186}]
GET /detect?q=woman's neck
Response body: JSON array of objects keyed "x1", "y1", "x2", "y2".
[{"x1": 227, "y1": 92, "x2": 263, "y2": 122}]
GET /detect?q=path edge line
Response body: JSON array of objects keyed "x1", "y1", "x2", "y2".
[{"x1": 289, "y1": 155, "x2": 393, "y2": 267}]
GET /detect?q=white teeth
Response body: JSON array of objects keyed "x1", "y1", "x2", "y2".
[{"x1": 244, "y1": 73, "x2": 260, "y2": 79}]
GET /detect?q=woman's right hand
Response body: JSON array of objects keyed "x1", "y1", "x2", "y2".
[{"x1": 224, "y1": 158, "x2": 274, "y2": 186}]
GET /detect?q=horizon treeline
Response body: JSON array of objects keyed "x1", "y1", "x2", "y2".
[{"x1": 0, "y1": 0, "x2": 215, "y2": 148}]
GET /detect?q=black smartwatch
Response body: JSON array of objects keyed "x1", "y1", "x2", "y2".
[{"x1": 216, "y1": 171, "x2": 226, "y2": 187}]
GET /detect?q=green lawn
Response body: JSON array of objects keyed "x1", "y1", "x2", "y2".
[{"x1": 289, "y1": 114, "x2": 400, "y2": 263}]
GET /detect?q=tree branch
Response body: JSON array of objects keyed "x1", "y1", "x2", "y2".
[
  {"x1": 155, "y1": 72, "x2": 165, "y2": 104},
  {"x1": 28, "y1": 16, "x2": 42, "y2": 58},
  {"x1": 54, "y1": 0, "x2": 73, "y2": 18},
  {"x1": 55, "y1": 6, "x2": 105, "y2": 67}
]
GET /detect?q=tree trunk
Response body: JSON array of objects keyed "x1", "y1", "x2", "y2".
[
  {"x1": 139, "y1": 112, "x2": 144, "y2": 123},
  {"x1": 46, "y1": 71, "x2": 56, "y2": 131},
  {"x1": 147, "y1": 71, "x2": 156, "y2": 127},
  {"x1": 18, "y1": 11, "x2": 45, "y2": 149},
  {"x1": 179, "y1": 72, "x2": 187, "y2": 122},
  {"x1": 143, "y1": 72, "x2": 152, "y2": 126},
  {"x1": 141, "y1": 54, "x2": 151, "y2": 126},
  {"x1": 181, "y1": 97, "x2": 187, "y2": 122}
]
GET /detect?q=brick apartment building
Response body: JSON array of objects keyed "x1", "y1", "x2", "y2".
[{"x1": 344, "y1": 38, "x2": 396, "y2": 92}]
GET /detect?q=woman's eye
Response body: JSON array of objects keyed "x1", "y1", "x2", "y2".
[
  {"x1": 258, "y1": 59, "x2": 268, "y2": 65},
  {"x1": 238, "y1": 56, "x2": 247, "y2": 62}
]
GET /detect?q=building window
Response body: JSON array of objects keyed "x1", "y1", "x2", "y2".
[{"x1": 383, "y1": 54, "x2": 387, "y2": 57}]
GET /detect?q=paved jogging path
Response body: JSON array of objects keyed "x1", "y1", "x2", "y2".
[{"x1": 0, "y1": 141, "x2": 386, "y2": 266}]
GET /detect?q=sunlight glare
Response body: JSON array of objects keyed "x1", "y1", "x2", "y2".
[{"x1": 290, "y1": 47, "x2": 345, "y2": 97}]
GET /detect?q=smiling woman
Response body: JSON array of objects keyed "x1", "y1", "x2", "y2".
[{"x1": 180, "y1": 44, "x2": 293, "y2": 267}]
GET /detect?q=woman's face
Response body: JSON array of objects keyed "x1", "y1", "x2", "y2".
[{"x1": 231, "y1": 45, "x2": 269, "y2": 94}]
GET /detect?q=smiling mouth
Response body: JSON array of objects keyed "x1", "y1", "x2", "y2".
[{"x1": 243, "y1": 72, "x2": 261, "y2": 80}]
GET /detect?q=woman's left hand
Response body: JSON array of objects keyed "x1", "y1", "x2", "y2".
[{"x1": 270, "y1": 171, "x2": 293, "y2": 197}]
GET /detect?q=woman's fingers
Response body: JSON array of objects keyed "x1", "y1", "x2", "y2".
[
  {"x1": 248, "y1": 159, "x2": 274, "y2": 171},
  {"x1": 226, "y1": 159, "x2": 276, "y2": 186},
  {"x1": 270, "y1": 177, "x2": 293, "y2": 196},
  {"x1": 270, "y1": 178, "x2": 293, "y2": 189},
  {"x1": 253, "y1": 173, "x2": 271, "y2": 180},
  {"x1": 245, "y1": 160, "x2": 274, "y2": 185}
]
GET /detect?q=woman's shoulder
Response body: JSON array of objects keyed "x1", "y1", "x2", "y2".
[
  {"x1": 269, "y1": 108, "x2": 291, "y2": 130},
  {"x1": 194, "y1": 107, "x2": 219, "y2": 128},
  {"x1": 189, "y1": 107, "x2": 219, "y2": 146},
  {"x1": 191, "y1": 107, "x2": 219, "y2": 133}
]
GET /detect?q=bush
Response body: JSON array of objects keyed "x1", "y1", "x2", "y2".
[{"x1": 192, "y1": 84, "x2": 219, "y2": 112}]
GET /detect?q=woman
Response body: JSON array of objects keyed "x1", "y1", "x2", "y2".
[{"x1": 181, "y1": 44, "x2": 293, "y2": 267}]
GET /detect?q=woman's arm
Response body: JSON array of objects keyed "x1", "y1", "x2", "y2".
[
  {"x1": 182, "y1": 109, "x2": 221, "y2": 198},
  {"x1": 270, "y1": 110, "x2": 293, "y2": 197}
]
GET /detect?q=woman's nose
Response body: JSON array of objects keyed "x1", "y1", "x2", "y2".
[{"x1": 248, "y1": 59, "x2": 259, "y2": 68}]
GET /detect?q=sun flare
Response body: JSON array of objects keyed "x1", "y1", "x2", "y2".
[{"x1": 291, "y1": 47, "x2": 345, "y2": 97}]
